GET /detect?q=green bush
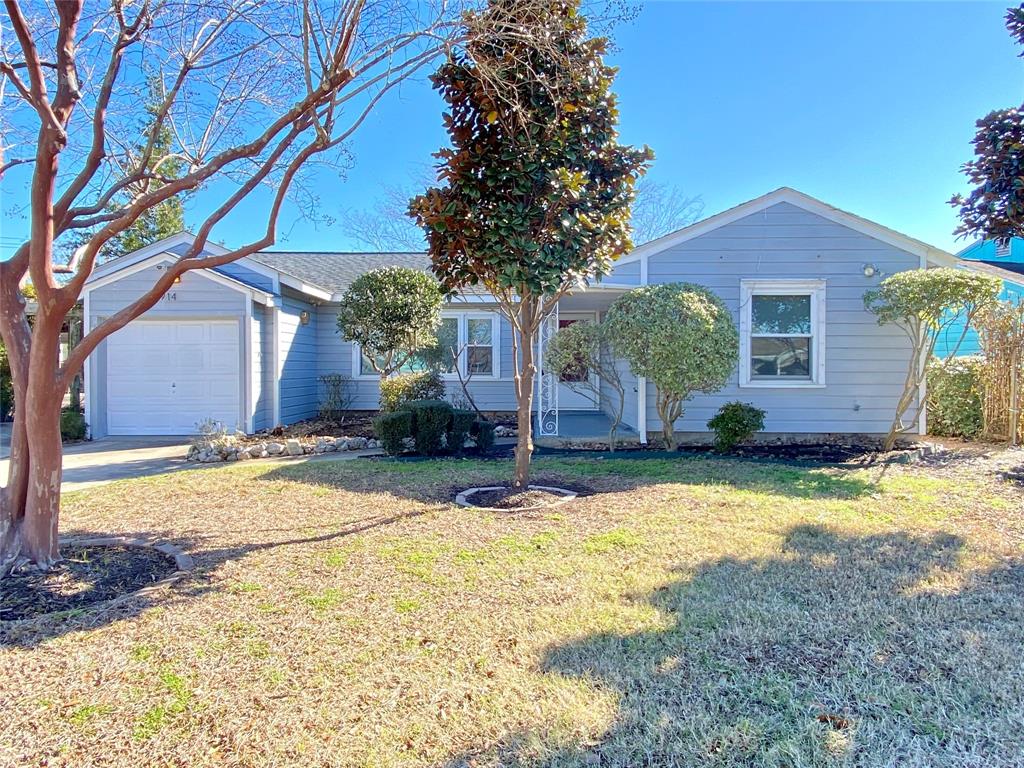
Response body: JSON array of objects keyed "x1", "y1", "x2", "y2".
[
  {"x1": 707, "y1": 401, "x2": 765, "y2": 452},
  {"x1": 379, "y1": 370, "x2": 445, "y2": 413},
  {"x1": 447, "y1": 409, "x2": 476, "y2": 454},
  {"x1": 402, "y1": 399, "x2": 453, "y2": 456},
  {"x1": 60, "y1": 409, "x2": 88, "y2": 441},
  {"x1": 927, "y1": 356, "x2": 984, "y2": 438},
  {"x1": 373, "y1": 410, "x2": 413, "y2": 456},
  {"x1": 472, "y1": 419, "x2": 496, "y2": 453}
]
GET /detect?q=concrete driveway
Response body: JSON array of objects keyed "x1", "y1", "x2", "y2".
[
  {"x1": 0, "y1": 434, "x2": 379, "y2": 494},
  {"x1": 0, "y1": 436, "x2": 192, "y2": 494}
]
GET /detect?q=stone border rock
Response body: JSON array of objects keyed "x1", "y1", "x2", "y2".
[
  {"x1": 454, "y1": 484, "x2": 578, "y2": 512},
  {"x1": 188, "y1": 435, "x2": 380, "y2": 463},
  {"x1": 0, "y1": 537, "x2": 195, "y2": 624}
]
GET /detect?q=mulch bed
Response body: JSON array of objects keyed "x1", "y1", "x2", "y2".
[
  {"x1": 1, "y1": 544, "x2": 177, "y2": 622},
  {"x1": 469, "y1": 488, "x2": 571, "y2": 510}
]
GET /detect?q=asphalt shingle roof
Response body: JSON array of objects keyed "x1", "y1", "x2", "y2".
[{"x1": 248, "y1": 251, "x2": 430, "y2": 294}]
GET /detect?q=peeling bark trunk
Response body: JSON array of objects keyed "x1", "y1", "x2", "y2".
[{"x1": 0, "y1": 294, "x2": 65, "y2": 573}]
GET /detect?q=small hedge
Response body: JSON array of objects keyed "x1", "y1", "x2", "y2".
[
  {"x1": 60, "y1": 409, "x2": 88, "y2": 441},
  {"x1": 379, "y1": 370, "x2": 445, "y2": 413},
  {"x1": 373, "y1": 410, "x2": 413, "y2": 455},
  {"x1": 927, "y1": 356, "x2": 984, "y2": 438},
  {"x1": 404, "y1": 399, "x2": 452, "y2": 456},
  {"x1": 707, "y1": 401, "x2": 766, "y2": 452},
  {"x1": 448, "y1": 409, "x2": 476, "y2": 454},
  {"x1": 472, "y1": 419, "x2": 495, "y2": 453}
]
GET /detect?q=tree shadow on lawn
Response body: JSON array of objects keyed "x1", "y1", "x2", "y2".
[
  {"x1": 445, "y1": 525, "x2": 1024, "y2": 767},
  {"x1": 0, "y1": 508, "x2": 426, "y2": 648},
  {"x1": 257, "y1": 453, "x2": 880, "y2": 503}
]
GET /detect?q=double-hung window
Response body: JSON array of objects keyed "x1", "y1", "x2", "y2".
[
  {"x1": 740, "y1": 279, "x2": 825, "y2": 387},
  {"x1": 356, "y1": 313, "x2": 498, "y2": 378}
]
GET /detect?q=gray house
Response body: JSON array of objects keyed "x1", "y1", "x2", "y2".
[{"x1": 82, "y1": 187, "x2": 958, "y2": 442}]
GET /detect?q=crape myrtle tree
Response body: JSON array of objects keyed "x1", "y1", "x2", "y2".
[
  {"x1": 335, "y1": 266, "x2": 444, "y2": 384},
  {"x1": 949, "y1": 5, "x2": 1024, "y2": 242},
  {"x1": 410, "y1": 0, "x2": 653, "y2": 489},
  {"x1": 0, "y1": 0, "x2": 547, "y2": 574},
  {"x1": 545, "y1": 320, "x2": 625, "y2": 450},
  {"x1": 605, "y1": 283, "x2": 738, "y2": 450},
  {"x1": 864, "y1": 268, "x2": 1002, "y2": 451}
]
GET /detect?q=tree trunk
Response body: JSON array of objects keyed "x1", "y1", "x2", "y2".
[
  {"x1": 512, "y1": 299, "x2": 538, "y2": 490},
  {"x1": 0, "y1": 280, "x2": 66, "y2": 574},
  {"x1": 656, "y1": 391, "x2": 681, "y2": 451}
]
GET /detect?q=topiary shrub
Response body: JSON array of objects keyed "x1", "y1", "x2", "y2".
[
  {"x1": 379, "y1": 370, "x2": 446, "y2": 413},
  {"x1": 336, "y1": 267, "x2": 444, "y2": 379},
  {"x1": 472, "y1": 419, "x2": 496, "y2": 453},
  {"x1": 373, "y1": 410, "x2": 413, "y2": 456},
  {"x1": 606, "y1": 283, "x2": 738, "y2": 450},
  {"x1": 60, "y1": 409, "x2": 87, "y2": 441},
  {"x1": 864, "y1": 268, "x2": 1001, "y2": 449},
  {"x1": 707, "y1": 401, "x2": 766, "y2": 452},
  {"x1": 402, "y1": 399, "x2": 453, "y2": 456},
  {"x1": 448, "y1": 409, "x2": 476, "y2": 454},
  {"x1": 927, "y1": 356, "x2": 984, "y2": 438}
]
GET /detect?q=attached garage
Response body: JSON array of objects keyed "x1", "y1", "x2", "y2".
[
  {"x1": 105, "y1": 320, "x2": 241, "y2": 435},
  {"x1": 83, "y1": 236, "x2": 279, "y2": 438}
]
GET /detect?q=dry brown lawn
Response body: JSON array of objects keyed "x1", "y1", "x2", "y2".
[{"x1": 2, "y1": 450, "x2": 1023, "y2": 767}]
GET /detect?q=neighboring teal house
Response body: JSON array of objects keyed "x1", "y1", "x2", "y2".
[{"x1": 934, "y1": 238, "x2": 1024, "y2": 357}]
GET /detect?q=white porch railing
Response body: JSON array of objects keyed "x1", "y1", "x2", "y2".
[{"x1": 536, "y1": 303, "x2": 559, "y2": 436}]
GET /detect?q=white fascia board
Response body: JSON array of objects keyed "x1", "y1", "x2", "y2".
[
  {"x1": 279, "y1": 274, "x2": 331, "y2": 302},
  {"x1": 616, "y1": 187, "x2": 959, "y2": 270}
]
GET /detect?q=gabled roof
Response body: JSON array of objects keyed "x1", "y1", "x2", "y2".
[
  {"x1": 617, "y1": 187, "x2": 959, "y2": 269},
  {"x1": 959, "y1": 259, "x2": 1024, "y2": 285},
  {"x1": 247, "y1": 251, "x2": 429, "y2": 294}
]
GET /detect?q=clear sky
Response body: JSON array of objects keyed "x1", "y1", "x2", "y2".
[{"x1": 2, "y1": 1, "x2": 1022, "y2": 258}]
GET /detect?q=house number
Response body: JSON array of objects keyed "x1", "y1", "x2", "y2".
[{"x1": 164, "y1": 292, "x2": 178, "y2": 302}]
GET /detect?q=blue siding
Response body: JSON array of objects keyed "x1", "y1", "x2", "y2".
[
  {"x1": 941, "y1": 237, "x2": 1024, "y2": 357},
  {"x1": 935, "y1": 278, "x2": 1024, "y2": 357},
  {"x1": 317, "y1": 302, "x2": 520, "y2": 412},
  {"x1": 278, "y1": 294, "x2": 319, "y2": 423},
  {"x1": 640, "y1": 202, "x2": 920, "y2": 436}
]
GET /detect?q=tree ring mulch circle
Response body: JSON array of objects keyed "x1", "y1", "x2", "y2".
[
  {"x1": 1, "y1": 537, "x2": 194, "y2": 623},
  {"x1": 455, "y1": 485, "x2": 578, "y2": 512}
]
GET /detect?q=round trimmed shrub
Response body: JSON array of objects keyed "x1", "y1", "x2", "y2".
[
  {"x1": 606, "y1": 282, "x2": 738, "y2": 449},
  {"x1": 707, "y1": 401, "x2": 766, "y2": 452},
  {"x1": 379, "y1": 370, "x2": 445, "y2": 413}
]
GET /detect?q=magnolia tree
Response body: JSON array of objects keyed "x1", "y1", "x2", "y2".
[
  {"x1": 606, "y1": 283, "x2": 738, "y2": 450},
  {"x1": 545, "y1": 320, "x2": 625, "y2": 450},
  {"x1": 949, "y1": 6, "x2": 1024, "y2": 242},
  {"x1": 336, "y1": 267, "x2": 443, "y2": 385},
  {"x1": 864, "y1": 268, "x2": 1002, "y2": 450},
  {"x1": 410, "y1": 0, "x2": 652, "y2": 489},
  {"x1": 0, "y1": 0, "x2": 550, "y2": 573}
]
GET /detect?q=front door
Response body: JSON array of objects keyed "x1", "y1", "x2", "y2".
[{"x1": 556, "y1": 313, "x2": 600, "y2": 410}]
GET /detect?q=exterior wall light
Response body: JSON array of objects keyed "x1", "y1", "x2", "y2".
[
  {"x1": 299, "y1": 310, "x2": 311, "y2": 325},
  {"x1": 863, "y1": 264, "x2": 878, "y2": 278}
]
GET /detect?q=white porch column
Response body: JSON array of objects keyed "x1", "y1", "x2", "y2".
[
  {"x1": 536, "y1": 303, "x2": 559, "y2": 436},
  {"x1": 637, "y1": 375, "x2": 647, "y2": 445}
]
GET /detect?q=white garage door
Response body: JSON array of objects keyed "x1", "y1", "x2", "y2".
[{"x1": 106, "y1": 320, "x2": 241, "y2": 435}]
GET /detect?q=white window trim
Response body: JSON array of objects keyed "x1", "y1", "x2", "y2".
[
  {"x1": 352, "y1": 311, "x2": 501, "y2": 380},
  {"x1": 739, "y1": 278, "x2": 826, "y2": 389}
]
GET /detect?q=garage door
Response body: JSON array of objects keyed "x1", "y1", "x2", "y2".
[{"x1": 106, "y1": 320, "x2": 241, "y2": 435}]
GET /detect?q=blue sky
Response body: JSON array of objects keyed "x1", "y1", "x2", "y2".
[{"x1": 2, "y1": 1, "x2": 1022, "y2": 258}]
